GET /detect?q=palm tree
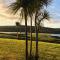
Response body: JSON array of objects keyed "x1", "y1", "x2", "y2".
[
  {"x1": 9, "y1": 0, "x2": 52, "y2": 60},
  {"x1": 35, "y1": 10, "x2": 39, "y2": 60},
  {"x1": 30, "y1": 15, "x2": 33, "y2": 59},
  {"x1": 16, "y1": 22, "x2": 20, "y2": 39},
  {"x1": 35, "y1": 1, "x2": 52, "y2": 60},
  {"x1": 9, "y1": 1, "x2": 29, "y2": 60},
  {"x1": 28, "y1": 0, "x2": 52, "y2": 60}
]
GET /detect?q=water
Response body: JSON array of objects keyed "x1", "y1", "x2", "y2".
[
  {"x1": 51, "y1": 34, "x2": 60, "y2": 37},
  {"x1": 0, "y1": 32, "x2": 25, "y2": 34},
  {"x1": 0, "y1": 32, "x2": 60, "y2": 37}
]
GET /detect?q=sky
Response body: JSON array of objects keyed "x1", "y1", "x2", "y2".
[
  {"x1": 48, "y1": 0, "x2": 60, "y2": 21},
  {"x1": 0, "y1": 0, "x2": 60, "y2": 28}
]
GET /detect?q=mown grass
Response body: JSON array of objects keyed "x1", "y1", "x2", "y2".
[{"x1": 0, "y1": 38, "x2": 60, "y2": 60}]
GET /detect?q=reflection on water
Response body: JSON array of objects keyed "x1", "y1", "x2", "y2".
[
  {"x1": 0, "y1": 32, "x2": 25, "y2": 34},
  {"x1": 51, "y1": 34, "x2": 60, "y2": 37}
]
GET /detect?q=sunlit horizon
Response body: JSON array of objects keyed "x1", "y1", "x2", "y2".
[{"x1": 0, "y1": 0, "x2": 60, "y2": 28}]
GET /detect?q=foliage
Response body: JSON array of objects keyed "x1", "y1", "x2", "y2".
[{"x1": 0, "y1": 38, "x2": 60, "y2": 60}]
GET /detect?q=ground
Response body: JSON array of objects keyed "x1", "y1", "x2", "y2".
[{"x1": 0, "y1": 38, "x2": 60, "y2": 60}]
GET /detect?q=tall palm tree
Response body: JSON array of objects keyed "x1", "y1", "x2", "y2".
[
  {"x1": 30, "y1": 15, "x2": 33, "y2": 59},
  {"x1": 9, "y1": 1, "x2": 29, "y2": 60},
  {"x1": 28, "y1": 0, "x2": 52, "y2": 60},
  {"x1": 35, "y1": 1, "x2": 52, "y2": 60},
  {"x1": 16, "y1": 22, "x2": 20, "y2": 39},
  {"x1": 35, "y1": 10, "x2": 39, "y2": 60},
  {"x1": 9, "y1": 0, "x2": 52, "y2": 60}
]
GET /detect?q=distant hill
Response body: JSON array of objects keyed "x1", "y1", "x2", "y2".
[
  {"x1": 0, "y1": 25, "x2": 60, "y2": 34},
  {"x1": 39, "y1": 27, "x2": 60, "y2": 34}
]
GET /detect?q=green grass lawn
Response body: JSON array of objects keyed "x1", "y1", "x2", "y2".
[{"x1": 0, "y1": 38, "x2": 60, "y2": 60}]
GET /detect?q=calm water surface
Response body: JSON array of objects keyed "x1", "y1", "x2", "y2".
[{"x1": 51, "y1": 34, "x2": 60, "y2": 37}]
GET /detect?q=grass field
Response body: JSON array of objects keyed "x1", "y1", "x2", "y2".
[
  {"x1": 0, "y1": 38, "x2": 60, "y2": 60},
  {"x1": 0, "y1": 33, "x2": 60, "y2": 42}
]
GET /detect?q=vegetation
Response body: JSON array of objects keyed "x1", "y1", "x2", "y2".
[
  {"x1": 35, "y1": 9, "x2": 50, "y2": 60},
  {"x1": 9, "y1": 0, "x2": 52, "y2": 60},
  {"x1": 0, "y1": 26, "x2": 60, "y2": 34},
  {"x1": 0, "y1": 33, "x2": 60, "y2": 43},
  {"x1": 0, "y1": 38, "x2": 60, "y2": 60},
  {"x1": 9, "y1": 0, "x2": 49, "y2": 59},
  {"x1": 30, "y1": 16, "x2": 33, "y2": 58},
  {"x1": 16, "y1": 22, "x2": 20, "y2": 39}
]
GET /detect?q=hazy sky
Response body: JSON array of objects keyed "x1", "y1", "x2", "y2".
[
  {"x1": 0, "y1": 0, "x2": 19, "y2": 26},
  {"x1": 0, "y1": 0, "x2": 60, "y2": 28}
]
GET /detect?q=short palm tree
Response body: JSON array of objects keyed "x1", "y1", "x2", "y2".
[{"x1": 16, "y1": 22, "x2": 20, "y2": 39}]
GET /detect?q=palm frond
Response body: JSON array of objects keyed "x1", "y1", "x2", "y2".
[
  {"x1": 43, "y1": 10, "x2": 50, "y2": 20},
  {"x1": 37, "y1": 9, "x2": 50, "y2": 27},
  {"x1": 8, "y1": 2, "x2": 21, "y2": 14},
  {"x1": 16, "y1": 22, "x2": 20, "y2": 26},
  {"x1": 42, "y1": 0, "x2": 52, "y2": 7}
]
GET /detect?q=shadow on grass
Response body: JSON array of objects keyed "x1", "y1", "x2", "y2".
[
  {"x1": 28, "y1": 55, "x2": 35, "y2": 60},
  {"x1": 28, "y1": 54, "x2": 39, "y2": 60}
]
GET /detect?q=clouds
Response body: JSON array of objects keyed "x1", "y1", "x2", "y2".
[
  {"x1": 0, "y1": 0, "x2": 19, "y2": 19},
  {"x1": 0, "y1": 0, "x2": 35, "y2": 26},
  {"x1": 43, "y1": 20, "x2": 60, "y2": 28},
  {"x1": 0, "y1": 0, "x2": 20, "y2": 26},
  {"x1": 48, "y1": 0, "x2": 60, "y2": 20},
  {"x1": 0, "y1": 0, "x2": 60, "y2": 28},
  {"x1": 4, "y1": 0, "x2": 16, "y2": 6}
]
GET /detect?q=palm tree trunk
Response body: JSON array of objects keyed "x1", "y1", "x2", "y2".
[
  {"x1": 30, "y1": 16, "x2": 32, "y2": 59},
  {"x1": 25, "y1": 13, "x2": 28, "y2": 60},
  {"x1": 19, "y1": 25, "x2": 21, "y2": 39},
  {"x1": 17, "y1": 26, "x2": 19, "y2": 39},
  {"x1": 35, "y1": 26, "x2": 38, "y2": 60},
  {"x1": 35, "y1": 12, "x2": 38, "y2": 60}
]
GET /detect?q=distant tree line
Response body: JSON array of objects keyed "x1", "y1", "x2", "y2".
[{"x1": 0, "y1": 26, "x2": 60, "y2": 34}]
